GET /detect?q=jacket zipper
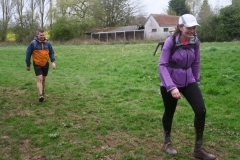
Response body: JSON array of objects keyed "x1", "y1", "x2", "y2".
[{"x1": 185, "y1": 49, "x2": 188, "y2": 86}]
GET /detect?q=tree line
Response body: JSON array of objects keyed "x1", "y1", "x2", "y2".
[
  {"x1": 0, "y1": 0, "x2": 239, "y2": 42},
  {"x1": 168, "y1": 0, "x2": 240, "y2": 42},
  {"x1": 0, "y1": 0, "x2": 145, "y2": 42}
]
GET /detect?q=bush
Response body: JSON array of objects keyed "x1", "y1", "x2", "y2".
[
  {"x1": 197, "y1": 16, "x2": 217, "y2": 42},
  {"x1": 12, "y1": 12, "x2": 39, "y2": 43},
  {"x1": 50, "y1": 17, "x2": 82, "y2": 41},
  {"x1": 198, "y1": 4, "x2": 240, "y2": 42},
  {"x1": 215, "y1": 6, "x2": 240, "y2": 41}
]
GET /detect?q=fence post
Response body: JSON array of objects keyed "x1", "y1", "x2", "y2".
[{"x1": 134, "y1": 31, "x2": 136, "y2": 41}]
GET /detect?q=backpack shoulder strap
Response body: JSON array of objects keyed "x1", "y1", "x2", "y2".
[
  {"x1": 153, "y1": 35, "x2": 178, "y2": 56},
  {"x1": 31, "y1": 39, "x2": 37, "y2": 49},
  {"x1": 170, "y1": 36, "x2": 177, "y2": 56},
  {"x1": 153, "y1": 41, "x2": 164, "y2": 56},
  {"x1": 170, "y1": 35, "x2": 199, "y2": 56}
]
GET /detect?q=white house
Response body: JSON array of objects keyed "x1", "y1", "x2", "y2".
[{"x1": 144, "y1": 14, "x2": 180, "y2": 40}]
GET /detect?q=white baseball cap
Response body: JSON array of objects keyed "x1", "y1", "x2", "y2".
[{"x1": 179, "y1": 14, "x2": 200, "y2": 27}]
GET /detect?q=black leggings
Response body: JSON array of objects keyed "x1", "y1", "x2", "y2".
[{"x1": 161, "y1": 82, "x2": 206, "y2": 142}]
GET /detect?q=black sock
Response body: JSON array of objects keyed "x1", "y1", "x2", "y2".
[
  {"x1": 195, "y1": 140, "x2": 202, "y2": 147},
  {"x1": 164, "y1": 136, "x2": 171, "y2": 143}
]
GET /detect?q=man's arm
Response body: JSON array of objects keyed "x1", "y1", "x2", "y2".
[
  {"x1": 48, "y1": 42, "x2": 56, "y2": 69},
  {"x1": 25, "y1": 42, "x2": 33, "y2": 70}
]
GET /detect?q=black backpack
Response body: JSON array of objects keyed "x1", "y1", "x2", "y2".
[
  {"x1": 153, "y1": 36, "x2": 177, "y2": 56},
  {"x1": 153, "y1": 36, "x2": 197, "y2": 57}
]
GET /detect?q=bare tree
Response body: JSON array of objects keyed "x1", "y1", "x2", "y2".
[
  {"x1": 28, "y1": 0, "x2": 39, "y2": 24},
  {"x1": 49, "y1": 0, "x2": 53, "y2": 29},
  {"x1": 54, "y1": 0, "x2": 92, "y2": 19},
  {"x1": 97, "y1": 0, "x2": 142, "y2": 27},
  {"x1": 0, "y1": 0, "x2": 145, "y2": 41},
  {"x1": 36, "y1": 0, "x2": 50, "y2": 28},
  {"x1": 186, "y1": 0, "x2": 202, "y2": 17},
  {"x1": 0, "y1": 0, "x2": 16, "y2": 41},
  {"x1": 12, "y1": 0, "x2": 39, "y2": 42},
  {"x1": 15, "y1": 0, "x2": 26, "y2": 28},
  {"x1": 53, "y1": 0, "x2": 96, "y2": 29}
]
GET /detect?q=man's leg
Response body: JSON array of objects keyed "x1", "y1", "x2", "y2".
[
  {"x1": 42, "y1": 62, "x2": 49, "y2": 97},
  {"x1": 37, "y1": 75, "x2": 44, "y2": 102},
  {"x1": 42, "y1": 76, "x2": 46, "y2": 96},
  {"x1": 33, "y1": 63, "x2": 45, "y2": 102},
  {"x1": 37, "y1": 75, "x2": 44, "y2": 95}
]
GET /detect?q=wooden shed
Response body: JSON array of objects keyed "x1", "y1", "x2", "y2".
[{"x1": 89, "y1": 25, "x2": 144, "y2": 41}]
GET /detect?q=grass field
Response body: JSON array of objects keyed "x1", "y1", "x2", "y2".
[{"x1": 0, "y1": 42, "x2": 240, "y2": 160}]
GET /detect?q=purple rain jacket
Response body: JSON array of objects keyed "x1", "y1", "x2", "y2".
[{"x1": 158, "y1": 33, "x2": 200, "y2": 92}]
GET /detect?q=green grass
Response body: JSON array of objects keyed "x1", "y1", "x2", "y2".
[{"x1": 0, "y1": 42, "x2": 240, "y2": 159}]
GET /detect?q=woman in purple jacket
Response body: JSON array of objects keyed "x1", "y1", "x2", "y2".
[{"x1": 159, "y1": 14, "x2": 216, "y2": 160}]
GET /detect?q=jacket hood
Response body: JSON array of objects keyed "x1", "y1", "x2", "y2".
[
  {"x1": 34, "y1": 36, "x2": 48, "y2": 43},
  {"x1": 175, "y1": 33, "x2": 199, "y2": 46},
  {"x1": 34, "y1": 36, "x2": 38, "y2": 41}
]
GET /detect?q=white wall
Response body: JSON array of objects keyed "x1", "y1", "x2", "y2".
[
  {"x1": 144, "y1": 15, "x2": 176, "y2": 40},
  {"x1": 144, "y1": 16, "x2": 161, "y2": 39}
]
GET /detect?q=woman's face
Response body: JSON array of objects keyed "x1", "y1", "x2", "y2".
[{"x1": 179, "y1": 25, "x2": 196, "y2": 40}]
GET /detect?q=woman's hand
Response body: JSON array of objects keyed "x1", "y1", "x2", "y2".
[{"x1": 171, "y1": 88, "x2": 181, "y2": 99}]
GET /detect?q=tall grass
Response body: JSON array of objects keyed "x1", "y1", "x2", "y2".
[{"x1": 0, "y1": 42, "x2": 239, "y2": 160}]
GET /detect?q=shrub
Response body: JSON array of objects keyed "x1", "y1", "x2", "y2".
[{"x1": 50, "y1": 17, "x2": 82, "y2": 41}]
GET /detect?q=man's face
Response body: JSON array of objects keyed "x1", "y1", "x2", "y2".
[{"x1": 37, "y1": 32, "x2": 45, "y2": 41}]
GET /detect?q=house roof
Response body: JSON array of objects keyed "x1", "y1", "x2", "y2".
[
  {"x1": 88, "y1": 25, "x2": 141, "y2": 34},
  {"x1": 151, "y1": 14, "x2": 180, "y2": 26}
]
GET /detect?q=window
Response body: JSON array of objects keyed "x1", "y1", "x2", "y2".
[
  {"x1": 163, "y1": 28, "x2": 169, "y2": 32},
  {"x1": 152, "y1": 29, "x2": 157, "y2": 32}
]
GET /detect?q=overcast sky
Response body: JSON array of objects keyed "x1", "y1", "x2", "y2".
[{"x1": 141, "y1": 0, "x2": 232, "y2": 15}]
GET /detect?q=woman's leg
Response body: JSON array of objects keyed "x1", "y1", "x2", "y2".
[
  {"x1": 160, "y1": 86, "x2": 178, "y2": 142},
  {"x1": 178, "y1": 83, "x2": 216, "y2": 159},
  {"x1": 180, "y1": 82, "x2": 206, "y2": 145},
  {"x1": 160, "y1": 86, "x2": 178, "y2": 155}
]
